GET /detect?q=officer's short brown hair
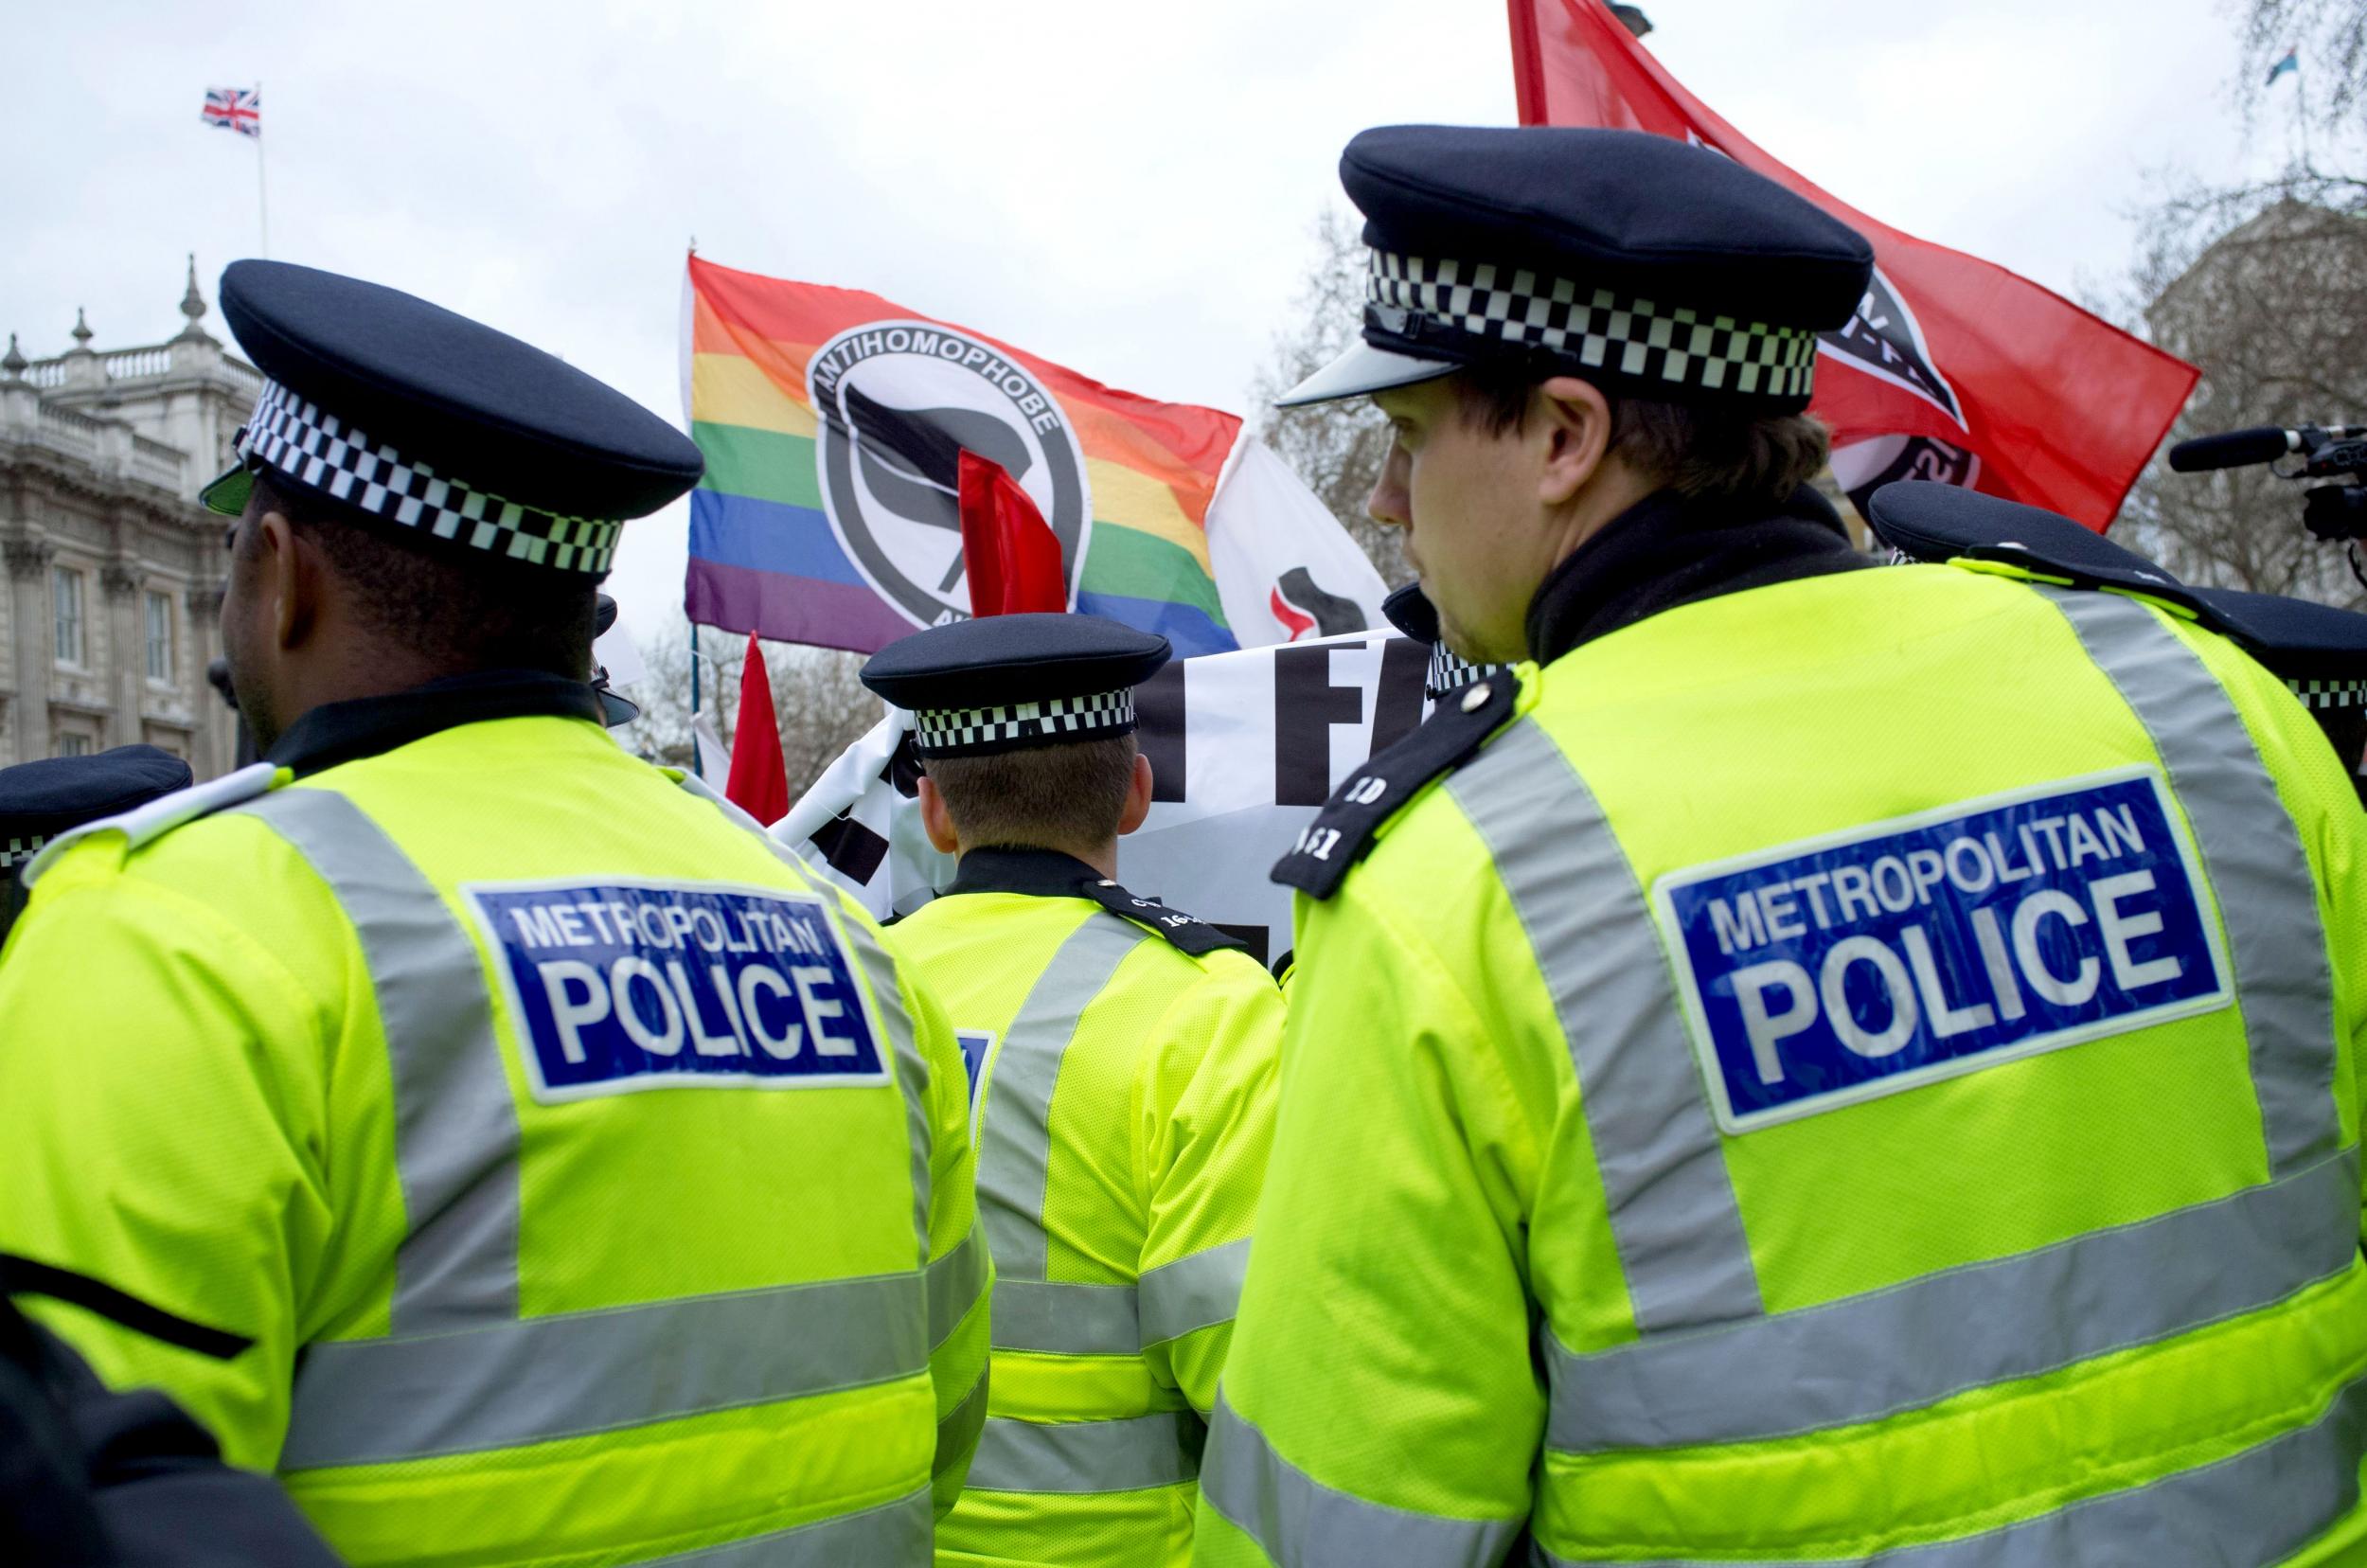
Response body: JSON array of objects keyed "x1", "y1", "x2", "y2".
[
  {"x1": 1450, "y1": 365, "x2": 1830, "y2": 507},
  {"x1": 925, "y1": 734, "x2": 1139, "y2": 855}
]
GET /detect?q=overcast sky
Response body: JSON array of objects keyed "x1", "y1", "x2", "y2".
[{"x1": 6, "y1": 0, "x2": 2304, "y2": 646}]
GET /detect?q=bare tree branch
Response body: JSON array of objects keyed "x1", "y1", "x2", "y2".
[
  {"x1": 2117, "y1": 169, "x2": 2367, "y2": 609},
  {"x1": 1248, "y1": 207, "x2": 1409, "y2": 588}
]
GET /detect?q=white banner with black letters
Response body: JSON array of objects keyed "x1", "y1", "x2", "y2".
[{"x1": 772, "y1": 629, "x2": 1438, "y2": 971}]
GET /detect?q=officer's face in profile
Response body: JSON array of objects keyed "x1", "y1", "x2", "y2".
[{"x1": 1366, "y1": 374, "x2": 1639, "y2": 665}]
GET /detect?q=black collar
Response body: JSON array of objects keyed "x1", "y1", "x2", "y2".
[
  {"x1": 941, "y1": 846, "x2": 1251, "y2": 959},
  {"x1": 265, "y1": 669, "x2": 605, "y2": 777},
  {"x1": 943, "y1": 846, "x2": 1112, "y2": 900},
  {"x1": 1525, "y1": 485, "x2": 1871, "y2": 666}
]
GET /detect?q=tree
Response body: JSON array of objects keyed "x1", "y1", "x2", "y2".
[
  {"x1": 614, "y1": 613, "x2": 886, "y2": 802},
  {"x1": 2114, "y1": 174, "x2": 2367, "y2": 610},
  {"x1": 1248, "y1": 207, "x2": 1408, "y2": 588},
  {"x1": 2240, "y1": 0, "x2": 2367, "y2": 130}
]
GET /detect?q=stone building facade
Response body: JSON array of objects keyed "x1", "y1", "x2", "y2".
[{"x1": 1, "y1": 259, "x2": 254, "y2": 777}]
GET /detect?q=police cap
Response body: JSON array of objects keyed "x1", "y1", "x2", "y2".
[
  {"x1": 199, "y1": 260, "x2": 704, "y2": 579},
  {"x1": 2187, "y1": 586, "x2": 2367, "y2": 686},
  {"x1": 1380, "y1": 581, "x2": 1440, "y2": 644},
  {"x1": 1865, "y1": 481, "x2": 2192, "y2": 602},
  {"x1": 861, "y1": 614, "x2": 1169, "y2": 759},
  {"x1": 1281, "y1": 126, "x2": 1874, "y2": 412},
  {"x1": 0, "y1": 745, "x2": 191, "y2": 871}
]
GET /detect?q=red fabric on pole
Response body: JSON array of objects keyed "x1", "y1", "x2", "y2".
[
  {"x1": 957, "y1": 450, "x2": 1069, "y2": 615},
  {"x1": 724, "y1": 632, "x2": 791, "y2": 825},
  {"x1": 1506, "y1": 0, "x2": 2198, "y2": 528}
]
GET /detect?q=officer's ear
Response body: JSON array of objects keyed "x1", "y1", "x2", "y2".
[
  {"x1": 249, "y1": 508, "x2": 324, "y2": 651},
  {"x1": 1116, "y1": 751, "x2": 1155, "y2": 838},
  {"x1": 917, "y1": 775, "x2": 962, "y2": 857},
  {"x1": 1534, "y1": 375, "x2": 1616, "y2": 508}
]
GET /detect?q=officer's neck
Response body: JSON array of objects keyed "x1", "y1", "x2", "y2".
[{"x1": 956, "y1": 835, "x2": 1118, "y2": 882}]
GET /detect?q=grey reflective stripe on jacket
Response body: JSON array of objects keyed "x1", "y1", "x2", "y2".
[
  {"x1": 703, "y1": 771, "x2": 990, "y2": 1471},
  {"x1": 971, "y1": 911, "x2": 1210, "y2": 1490},
  {"x1": 2043, "y1": 588, "x2": 2341, "y2": 1177},
  {"x1": 966, "y1": 1411, "x2": 1205, "y2": 1495},
  {"x1": 1199, "y1": 1394, "x2": 1522, "y2": 1568},
  {"x1": 1433, "y1": 587, "x2": 2354, "y2": 1557},
  {"x1": 988, "y1": 1237, "x2": 1253, "y2": 1357},
  {"x1": 1528, "y1": 1375, "x2": 2367, "y2": 1568},
  {"x1": 241, "y1": 784, "x2": 935, "y2": 1475},
  {"x1": 651, "y1": 1486, "x2": 933, "y2": 1565}
]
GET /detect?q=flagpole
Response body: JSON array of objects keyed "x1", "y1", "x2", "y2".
[
  {"x1": 2296, "y1": 62, "x2": 2312, "y2": 169},
  {"x1": 255, "y1": 81, "x2": 271, "y2": 258}
]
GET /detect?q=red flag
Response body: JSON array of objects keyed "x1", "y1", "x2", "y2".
[
  {"x1": 724, "y1": 632, "x2": 791, "y2": 825},
  {"x1": 957, "y1": 450, "x2": 1068, "y2": 615},
  {"x1": 1508, "y1": 0, "x2": 2198, "y2": 529}
]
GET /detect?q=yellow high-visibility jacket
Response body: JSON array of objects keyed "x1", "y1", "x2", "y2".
[
  {"x1": 892, "y1": 848, "x2": 1283, "y2": 1568},
  {"x1": 1199, "y1": 562, "x2": 2367, "y2": 1566},
  {"x1": 0, "y1": 693, "x2": 989, "y2": 1566}
]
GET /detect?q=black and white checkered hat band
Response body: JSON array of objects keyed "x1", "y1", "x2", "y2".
[
  {"x1": 1367, "y1": 250, "x2": 1820, "y2": 403},
  {"x1": 1427, "y1": 644, "x2": 1508, "y2": 700},
  {"x1": 2289, "y1": 677, "x2": 2367, "y2": 710},
  {"x1": 2, "y1": 834, "x2": 44, "y2": 870},
  {"x1": 236, "y1": 379, "x2": 623, "y2": 575},
  {"x1": 913, "y1": 689, "x2": 1136, "y2": 757}
]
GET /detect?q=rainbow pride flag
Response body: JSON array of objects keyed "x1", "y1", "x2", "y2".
[{"x1": 685, "y1": 255, "x2": 1246, "y2": 656}]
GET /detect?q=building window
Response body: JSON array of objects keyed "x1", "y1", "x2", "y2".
[
  {"x1": 145, "y1": 591, "x2": 174, "y2": 684},
  {"x1": 52, "y1": 567, "x2": 84, "y2": 668},
  {"x1": 56, "y1": 732, "x2": 93, "y2": 757}
]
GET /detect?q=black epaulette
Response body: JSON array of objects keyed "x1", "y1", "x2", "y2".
[
  {"x1": 1086, "y1": 880, "x2": 1249, "y2": 958},
  {"x1": 1272, "y1": 674, "x2": 1519, "y2": 900}
]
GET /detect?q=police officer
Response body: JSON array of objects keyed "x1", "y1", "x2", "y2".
[
  {"x1": 0, "y1": 261, "x2": 988, "y2": 1565},
  {"x1": 1, "y1": 745, "x2": 339, "y2": 1567},
  {"x1": 1197, "y1": 127, "x2": 2367, "y2": 1566},
  {"x1": 1, "y1": 744, "x2": 188, "y2": 945},
  {"x1": 863, "y1": 614, "x2": 1283, "y2": 1568}
]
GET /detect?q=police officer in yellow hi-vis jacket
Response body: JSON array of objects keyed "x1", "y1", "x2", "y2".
[
  {"x1": 862, "y1": 614, "x2": 1283, "y2": 1568},
  {"x1": 1197, "y1": 125, "x2": 2367, "y2": 1567},
  {"x1": 0, "y1": 260, "x2": 989, "y2": 1566}
]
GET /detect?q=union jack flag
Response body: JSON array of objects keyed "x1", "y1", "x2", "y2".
[{"x1": 201, "y1": 87, "x2": 260, "y2": 138}]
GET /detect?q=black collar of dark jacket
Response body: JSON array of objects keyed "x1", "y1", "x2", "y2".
[
  {"x1": 1525, "y1": 484, "x2": 1870, "y2": 666},
  {"x1": 942, "y1": 846, "x2": 1111, "y2": 900},
  {"x1": 265, "y1": 669, "x2": 605, "y2": 778}
]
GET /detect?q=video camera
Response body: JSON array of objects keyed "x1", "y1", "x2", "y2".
[{"x1": 2169, "y1": 423, "x2": 2367, "y2": 587}]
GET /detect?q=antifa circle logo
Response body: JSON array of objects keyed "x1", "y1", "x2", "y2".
[
  {"x1": 810, "y1": 320, "x2": 1092, "y2": 629},
  {"x1": 1829, "y1": 434, "x2": 1982, "y2": 523},
  {"x1": 1821, "y1": 267, "x2": 1965, "y2": 428}
]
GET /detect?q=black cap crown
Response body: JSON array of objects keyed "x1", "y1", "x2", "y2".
[
  {"x1": 1, "y1": 745, "x2": 192, "y2": 871},
  {"x1": 1282, "y1": 126, "x2": 1874, "y2": 413}
]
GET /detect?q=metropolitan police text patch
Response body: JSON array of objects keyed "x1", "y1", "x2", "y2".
[
  {"x1": 1652, "y1": 769, "x2": 2229, "y2": 1133},
  {"x1": 467, "y1": 880, "x2": 886, "y2": 1101}
]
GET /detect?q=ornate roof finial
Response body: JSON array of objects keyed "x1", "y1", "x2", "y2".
[
  {"x1": 173, "y1": 254, "x2": 216, "y2": 344},
  {"x1": 69, "y1": 308, "x2": 93, "y2": 348},
  {"x1": 2, "y1": 333, "x2": 26, "y2": 378}
]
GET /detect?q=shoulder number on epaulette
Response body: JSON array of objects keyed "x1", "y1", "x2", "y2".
[
  {"x1": 1272, "y1": 675, "x2": 1519, "y2": 900},
  {"x1": 1082, "y1": 879, "x2": 1248, "y2": 958}
]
